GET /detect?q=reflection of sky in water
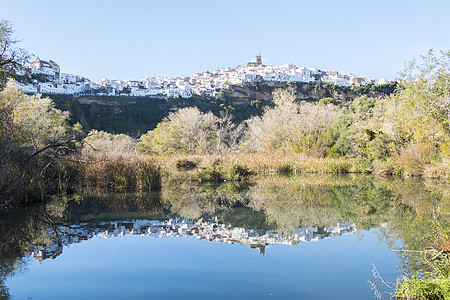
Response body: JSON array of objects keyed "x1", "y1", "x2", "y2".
[{"x1": 7, "y1": 226, "x2": 401, "y2": 299}]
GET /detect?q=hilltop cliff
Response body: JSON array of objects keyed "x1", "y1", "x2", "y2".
[{"x1": 49, "y1": 81, "x2": 396, "y2": 135}]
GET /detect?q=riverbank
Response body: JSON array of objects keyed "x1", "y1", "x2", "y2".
[
  {"x1": 157, "y1": 154, "x2": 449, "y2": 181},
  {"x1": 1, "y1": 152, "x2": 448, "y2": 208}
]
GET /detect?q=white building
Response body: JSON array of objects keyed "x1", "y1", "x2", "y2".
[
  {"x1": 16, "y1": 54, "x2": 387, "y2": 98},
  {"x1": 30, "y1": 57, "x2": 60, "y2": 79}
]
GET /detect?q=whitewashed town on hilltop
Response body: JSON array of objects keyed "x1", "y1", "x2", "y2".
[
  {"x1": 15, "y1": 54, "x2": 392, "y2": 98},
  {"x1": 30, "y1": 217, "x2": 357, "y2": 261}
]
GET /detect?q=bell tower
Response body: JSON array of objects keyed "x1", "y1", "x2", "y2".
[{"x1": 255, "y1": 53, "x2": 262, "y2": 65}]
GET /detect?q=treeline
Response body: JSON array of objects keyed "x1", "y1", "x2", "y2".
[{"x1": 317, "y1": 80, "x2": 398, "y2": 95}]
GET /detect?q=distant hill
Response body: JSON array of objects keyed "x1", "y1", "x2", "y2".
[{"x1": 48, "y1": 81, "x2": 397, "y2": 135}]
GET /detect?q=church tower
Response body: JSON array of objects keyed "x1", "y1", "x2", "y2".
[
  {"x1": 255, "y1": 53, "x2": 262, "y2": 65},
  {"x1": 247, "y1": 54, "x2": 263, "y2": 67}
]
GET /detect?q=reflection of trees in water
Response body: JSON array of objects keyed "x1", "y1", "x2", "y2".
[
  {"x1": 162, "y1": 174, "x2": 449, "y2": 279},
  {"x1": 249, "y1": 180, "x2": 343, "y2": 231},
  {"x1": 374, "y1": 177, "x2": 449, "y2": 276},
  {"x1": 246, "y1": 175, "x2": 402, "y2": 232},
  {"x1": 161, "y1": 174, "x2": 360, "y2": 229},
  {"x1": 0, "y1": 192, "x2": 170, "y2": 298},
  {"x1": 0, "y1": 201, "x2": 69, "y2": 299},
  {"x1": 329, "y1": 178, "x2": 396, "y2": 230},
  {"x1": 160, "y1": 175, "x2": 448, "y2": 242},
  {"x1": 0, "y1": 201, "x2": 68, "y2": 257},
  {"x1": 0, "y1": 175, "x2": 447, "y2": 298},
  {"x1": 161, "y1": 178, "x2": 252, "y2": 219},
  {"x1": 0, "y1": 255, "x2": 29, "y2": 298},
  {"x1": 100, "y1": 192, "x2": 165, "y2": 215},
  {"x1": 63, "y1": 193, "x2": 166, "y2": 222}
]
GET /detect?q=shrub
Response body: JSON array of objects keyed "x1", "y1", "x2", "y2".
[
  {"x1": 82, "y1": 130, "x2": 137, "y2": 161},
  {"x1": 396, "y1": 276, "x2": 450, "y2": 299},
  {"x1": 244, "y1": 88, "x2": 343, "y2": 154},
  {"x1": 50, "y1": 161, "x2": 85, "y2": 194},
  {"x1": 196, "y1": 161, "x2": 250, "y2": 182},
  {"x1": 136, "y1": 160, "x2": 161, "y2": 192},
  {"x1": 222, "y1": 162, "x2": 251, "y2": 181},
  {"x1": 176, "y1": 159, "x2": 198, "y2": 171},
  {"x1": 138, "y1": 107, "x2": 243, "y2": 155},
  {"x1": 277, "y1": 162, "x2": 295, "y2": 174},
  {"x1": 393, "y1": 144, "x2": 437, "y2": 177},
  {"x1": 196, "y1": 168, "x2": 224, "y2": 182}
]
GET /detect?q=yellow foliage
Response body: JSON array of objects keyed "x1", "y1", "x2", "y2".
[{"x1": 318, "y1": 97, "x2": 333, "y2": 106}]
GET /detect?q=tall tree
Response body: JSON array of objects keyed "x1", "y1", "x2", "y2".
[
  {"x1": 0, "y1": 83, "x2": 84, "y2": 203},
  {"x1": 370, "y1": 49, "x2": 450, "y2": 152},
  {"x1": 0, "y1": 20, "x2": 29, "y2": 90}
]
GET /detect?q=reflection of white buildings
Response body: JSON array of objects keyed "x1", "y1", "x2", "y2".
[
  {"x1": 16, "y1": 55, "x2": 391, "y2": 98},
  {"x1": 29, "y1": 217, "x2": 357, "y2": 260}
]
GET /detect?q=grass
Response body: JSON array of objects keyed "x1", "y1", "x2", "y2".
[
  {"x1": 83, "y1": 157, "x2": 161, "y2": 194},
  {"x1": 159, "y1": 154, "x2": 369, "y2": 178},
  {"x1": 153, "y1": 152, "x2": 450, "y2": 183},
  {"x1": 396, "y1": 276, "x2": 450, "y2": 299},
  {"x1": 7, "y1": 149, "x2": 445, "y2": 205}
]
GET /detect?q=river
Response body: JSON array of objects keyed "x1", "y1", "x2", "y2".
[{"x1": 0, "y1": 174, "x2": 448, "y2": 299}]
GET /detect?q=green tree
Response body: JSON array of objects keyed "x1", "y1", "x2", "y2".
[
  {"x1": 328, "y1": 95, "x2": 390, "y2": 160},
  {"x1": 329, "y1": 50, "x2": 450, "y2": 176},
  {"x1": 373, "y1": 49, "x2": 450, "y2": 151},
  {"x1": 0, "y1": 82, "x2": 84, "y2": 203}
]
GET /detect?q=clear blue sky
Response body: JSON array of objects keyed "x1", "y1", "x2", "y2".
[{"x1": 2, "y1": 0, "x2": 450, "y2": 81}]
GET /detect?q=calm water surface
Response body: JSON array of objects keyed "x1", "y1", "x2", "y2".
[{"x1": 0, "y1": 175, "x2": 447, "y2": 299}]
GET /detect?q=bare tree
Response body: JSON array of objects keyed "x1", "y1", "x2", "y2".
[
  {"x1": 0, "y1": 20, "x2": 29, "y2": 90},
  {"x1": 138, "y1": 107, "x2": 244, "y2": 155},
  {"x1": 216, "y1": 111, "x2": 245, "y2": 154},
  {"x1": 244, "y1": 88, "x2": 343, "y2": 154}
]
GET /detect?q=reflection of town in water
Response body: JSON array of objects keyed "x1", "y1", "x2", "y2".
[
  {"x1": 30, "y1": 217, "x2": 356, "y2": 261},
  {"x1": 3, "y1": 176, "x2": 447, "y2": 300}
]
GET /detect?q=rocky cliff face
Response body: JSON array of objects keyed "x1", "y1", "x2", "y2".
[
  {"x1": 51, "y1": 94, "x2": 230, "y2": 134},
  {"x1": 225, "y1": 81, "x2": 385, "y2": 103},
  {"x1": 49, "y1": 82, "x2": 394, "y2": 135}
]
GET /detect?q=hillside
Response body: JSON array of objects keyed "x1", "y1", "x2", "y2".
[{"x1": 49, "y1": 81, "x2": 396, "y2": 135}]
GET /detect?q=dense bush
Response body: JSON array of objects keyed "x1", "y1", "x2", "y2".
[
  {"x1": 196, "y1": 161, "x2": 251, "y2": 182},
  {"x1": 243, "y1": 88, "x2": 343, "y2": 156},
  {"x1": 0, "y1": 83, "x2": 84, "y2": 204},
  {"x1": 82, "y1": 130, "x2": 137, "y2": 160},
  {"x1": 138, "y1": 107, "x2": 244, "y2": 155}
]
